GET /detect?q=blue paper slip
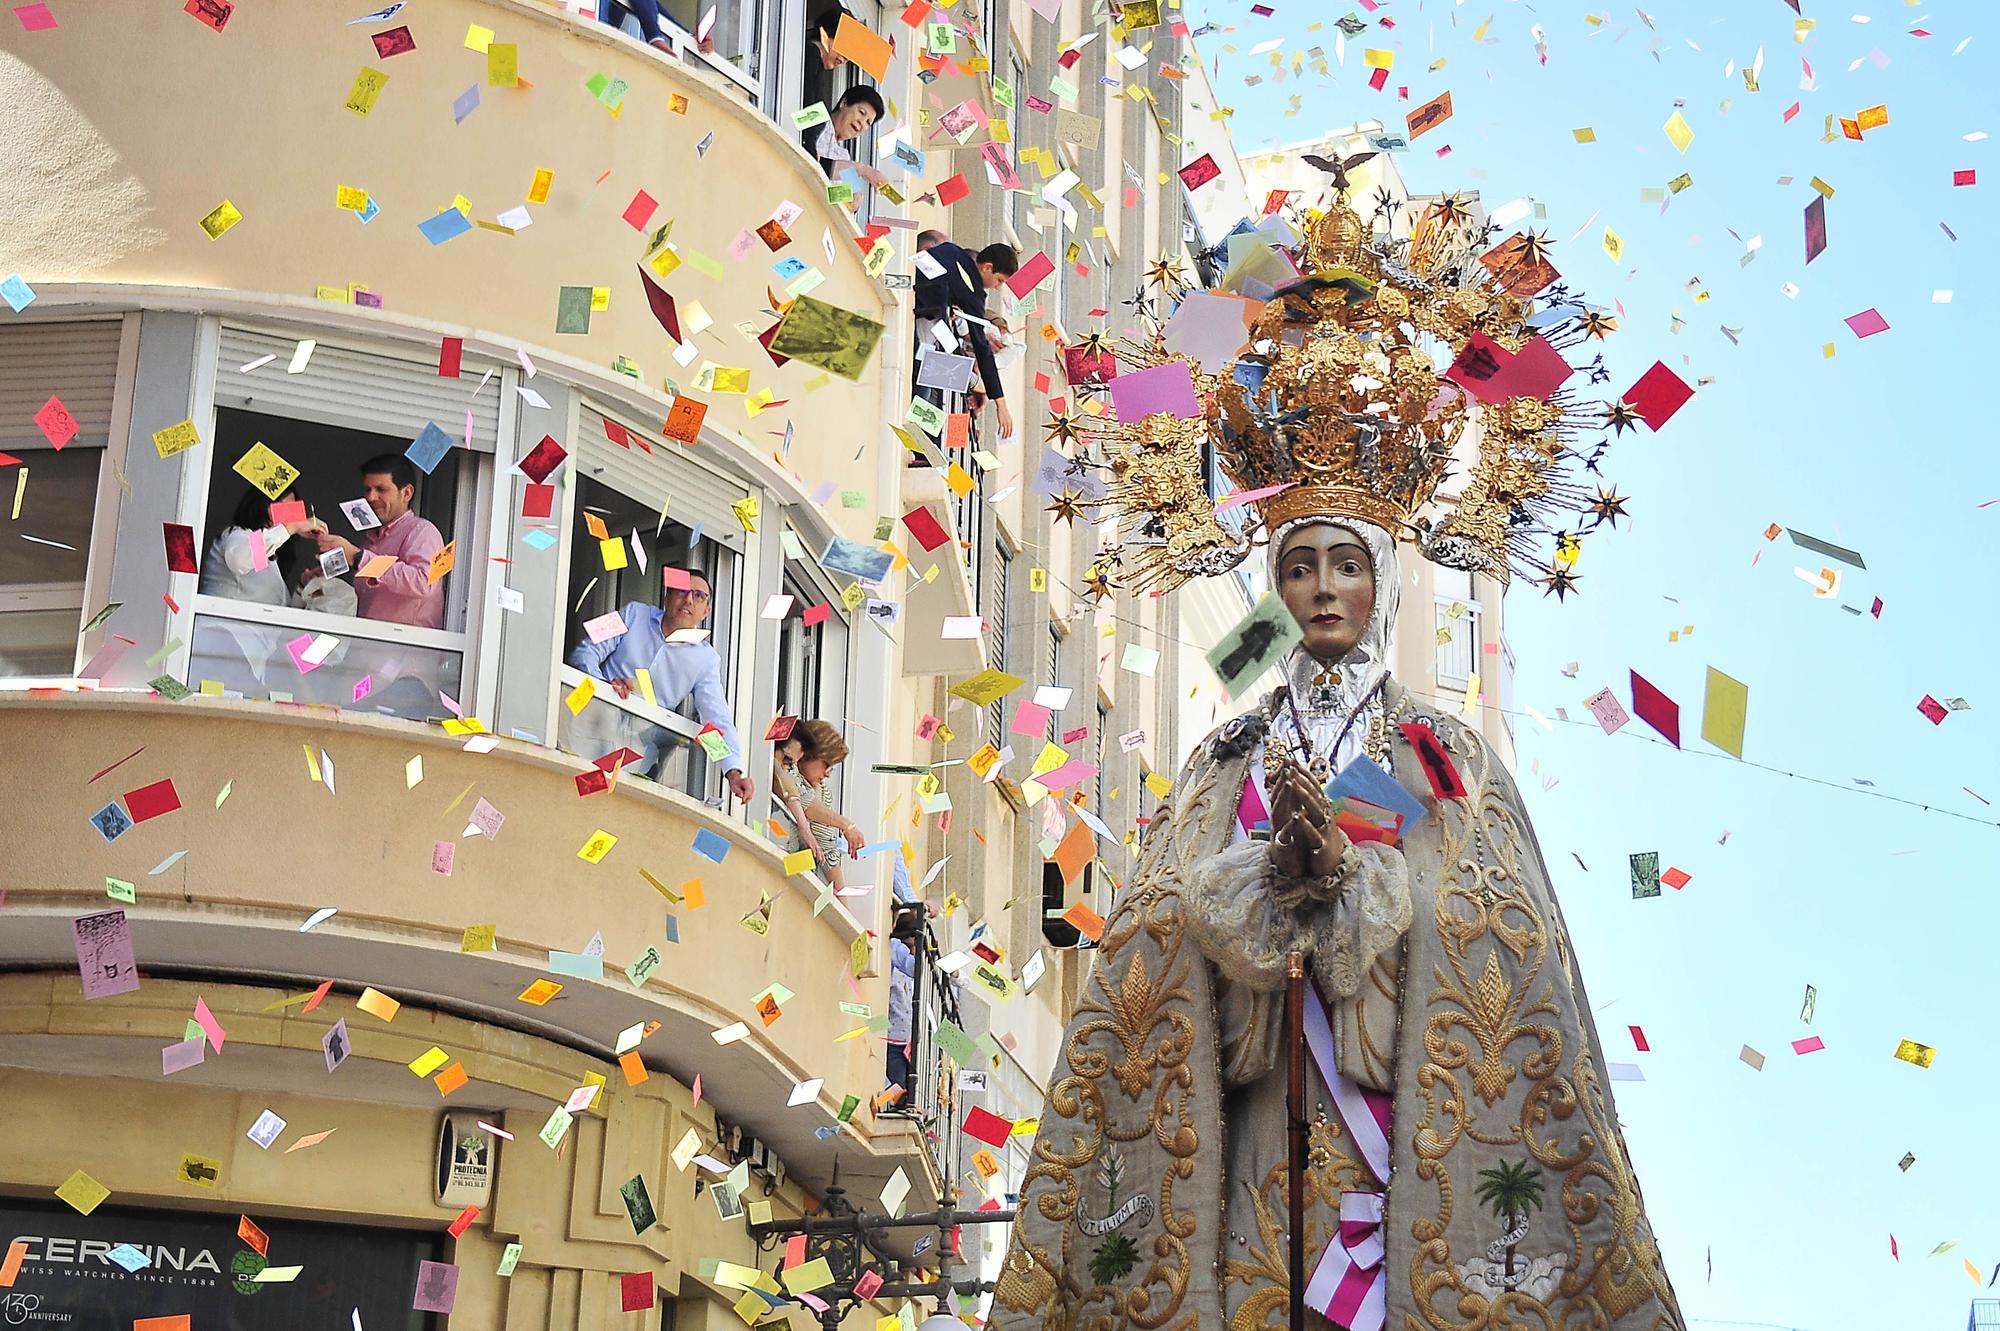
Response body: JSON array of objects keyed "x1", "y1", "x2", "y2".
[
  {"x1": 1, "y1": 273, "x2": 37, "y2": 312},
  {"x1": 820, "y1": 536, "x2": 895, "y2": 583},
  {"x1": 418, "y1": 208, "x2": 473, "y2": 246},
  {"x1": 1326, "y1": 754, "x2": 1429, "y2": 833},
  {"x1": 405, "y1": 421, "x2": 453, "y2": 474},
  {"x1": 692, "y1": 827, "x2": 731, "y2": 864}
]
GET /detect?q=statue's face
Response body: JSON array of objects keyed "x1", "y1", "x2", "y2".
[{"x1": 1277, "y1": 523, "x2": 1376, "y2": 660}]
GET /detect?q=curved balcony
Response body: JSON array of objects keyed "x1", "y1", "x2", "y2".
[
  {"x1": 0, "y1": 692, "x2": 935, "y2": 1215},
  {"x1": 0, "y1": 0, "x2": 889, "y2": 494}
]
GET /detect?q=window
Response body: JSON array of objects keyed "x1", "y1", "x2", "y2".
[
  {"x1": 1094, "y1": 698, "x2": 1108, "y2": 815},
  {"x1": 1434, "y1": 567, "x2": 1479, "y2": 687},
  {"x1": 797, "y1": 0, "x2": 849, "y2": 120},
  {"x1": 1053, "y1": 235, "x2": 1070, "y2": 331},
  {"x1": 1041, "y1": 859, "x2": 1094, "y2": 949},
  {"x1": 601, "y1": 0, "x2": 769, "y2": 105},
  {"x1": 557, "y1": 474, "x2": 743, "y2": 801},
  {"x1": 1, "y1": 447, "x2": 104, "y2": 675},
  {"x1": 952, "y1": 450, "x2": 985, "y2": 595},
  {"x1": 1045, "y1": 621, "x2": 1064, "y2": 742},
  {"x1": 986, "y1": 539, "x2": 1013, "y2": 746},
  {"x1": 186, "y1": 325, "x2": 496, "y2": 720},
  {"x1": 833, "y1": 0, "x2": 894, "y2": 223},
  {"x1": 1005, "y1": 48, "x2": 1027, "y2": 237},
  {"x1": 555, "y1": 399, "x2": 754, "y2": 805},
  {"x1": 0, "y1": 319, "x2": 119, "y2": 677},
  {"x1": 774, "y1": 536, "x2": 851, "y2": 812}
]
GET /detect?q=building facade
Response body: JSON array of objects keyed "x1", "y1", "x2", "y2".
[{"x1": 0, "y1": 1, "x2": 1204, "y2": 1327}]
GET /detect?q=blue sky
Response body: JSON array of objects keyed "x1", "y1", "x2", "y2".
[{"x1": 1185, "y1": 2, "x2": 1999, "y2": 1327}]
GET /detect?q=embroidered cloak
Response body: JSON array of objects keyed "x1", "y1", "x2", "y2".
[{"x1": 990, "y1": 680, "x2": 1684, "y2": 1331}]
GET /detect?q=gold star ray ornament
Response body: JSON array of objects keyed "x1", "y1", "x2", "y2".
[
  {"x1": 1601, "y1": 399, "x2": 1644, "y2": 434},
  {"x1": 1584, "y1": 485, "x2": 1629, "y2": 529},
  {"x1": 1537, "y1": 566, "x2": 1582, "y2": 600},
  {"x1": 1047, "y1": 488, "x2": 1091, "y2": 526}
]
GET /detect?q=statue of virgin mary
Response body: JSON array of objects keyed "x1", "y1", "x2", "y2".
[{"x1": 988, "y1": 197, "x2": 1685, "y2": 1331}]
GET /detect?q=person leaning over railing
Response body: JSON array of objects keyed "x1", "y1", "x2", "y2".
[
  {"x1": 595, "y1": 0, "x2": 675, "y2": 51},
  {"x1": 913, "y1": 231, "x2": 1017, "y2": 442},
  {"x1": 197, "y1": 484, "x2": 322, "y2": 693},
  {"x1": 789, "y1": 720, "x2": 865, "y2": 883},
  {"x1": 566, "y1": 567, "x2": 753, "y2": 803},
  {"x1": 771, "y1": 728, "x2": 824, "y2": 875},
  {"x1": 802, "y1": 85, "x2": 888, "y2": 190}
]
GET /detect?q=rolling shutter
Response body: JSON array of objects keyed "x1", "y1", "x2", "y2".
[
  {"x1": 0, "y1": 319, "x2": 124, "y2": 450},
  {"x1": 216, "y1": 323, "x2": 502, "y2": 453},
  {"x1": 576, "y1": 398, "x2": 753, "y2": 552}
]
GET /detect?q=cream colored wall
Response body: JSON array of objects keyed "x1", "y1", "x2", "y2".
[
  {"x1": 870, "y1": 0, "x2": 1202, "y2": 1115},
  {"x1": 0, "y1": 0, "x2": 887, "y2": 506},
  {"x1": 0, "y1": 975, "x2": 896, "y2": 1331},
  {"x1": 0, "y1": 4, "x2": 1202, "y2": 1289},
  {"x1": 0, "y1": 695, "x2": 900, "y2": 1157}
]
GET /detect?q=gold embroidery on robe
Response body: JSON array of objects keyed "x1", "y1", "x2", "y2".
[{"x1": 991, "y1": 685, "x2": 1685, "y2": 1331}]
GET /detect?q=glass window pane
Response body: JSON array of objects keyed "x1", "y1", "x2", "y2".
[
  {"x1": 5, "y1": 446, "x2": 98, "y2": 587},
  {"x1": 656, "y1": 0, "x2": 764, "y2": 82},
  {"x1": 1435, "y1": 601, "x2": 1477, "y2": 684},
  {"x1": 188, "y1": 612, "x2": 463, "y2": 721},
  {"x1": 987, "y1": 544, "x2": 1012, "y2": 745},
  {"x1": 1, "y1": 445, "x2": 101, "y2": 672},
  {"x1": 555, "y1": 686, "x2": 700, "y2": 788},
  {"x1": 0, "y1": 608, "x2": 86, "y2": 675}
]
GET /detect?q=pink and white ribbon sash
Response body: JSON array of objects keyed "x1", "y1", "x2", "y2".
[
  {"x1": 1238, "y1": 758, "x2": 1271, "y2": 836},
  {"x1": 1300, "y1": 980, "x2": 1391, "y2": 1180},
  {"x1": 1299, "y1": 982, "x2": 1391, "y2": 1331}
]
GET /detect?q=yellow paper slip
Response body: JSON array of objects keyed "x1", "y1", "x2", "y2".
[
  {"x1": 408, "y1": 1046, "x2": 450, "y2": 1078},
  {"x1": 356, "y1": 987, "x2": 401, "y2": 1021},
  {"x1": 782, "y1": 1257, "x2": 836, "y2": 1295},
  {"x1": 54, "y1": 1170, "x2": 110, "y2": 1216}
]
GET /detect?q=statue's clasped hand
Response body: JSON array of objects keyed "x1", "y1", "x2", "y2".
[{"x1": 1268, "y1": 758, "x2": 1357, "y2": 909}]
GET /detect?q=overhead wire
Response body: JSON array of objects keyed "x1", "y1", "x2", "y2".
[{"x1": 945, "y1": 537, "x2": 2000, "y2": 834}]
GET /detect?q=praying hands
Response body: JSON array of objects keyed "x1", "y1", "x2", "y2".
[{"x1": 1268, "y1": 755, "x2": 1349, "y2": 885}]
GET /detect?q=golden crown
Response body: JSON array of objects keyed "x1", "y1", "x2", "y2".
[{"x1": 1075, "y1": 193, "x2": 1623, "y2": 599}]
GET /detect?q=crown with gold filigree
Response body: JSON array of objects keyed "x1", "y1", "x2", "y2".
[{"x1": 1071, "y1": 192, "x2": 1628, "y2": 600}]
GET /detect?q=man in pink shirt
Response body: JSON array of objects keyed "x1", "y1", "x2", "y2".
[{"x1": 314, "y1": 454, "x2": 447, "y2": 629}]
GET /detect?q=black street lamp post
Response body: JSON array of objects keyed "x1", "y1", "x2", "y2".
[{"x1": 747, "y1": 1165, "x2": 1018, "y2": 1331}]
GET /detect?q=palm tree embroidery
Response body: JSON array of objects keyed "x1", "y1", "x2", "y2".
[{"x1": 1472, "y1": 1159, "x2": 1545, "y2": 1288}]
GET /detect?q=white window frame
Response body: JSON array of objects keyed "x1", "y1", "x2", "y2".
[
  {"x1": 1045, "y1": 618, "x2": 1065, "y2": 742},
  {"x1": 1434, "y1": 593, "x2": 1480, "y2": 688},
  {"x1": 600, "y1": 0, "x2": 770, "y2": 108},
  {"x1": 554, "y1": 398, "x2": 760, "y2": 803},
  {"x1": 987, "y1": 536, "x2": 1015, "y2": 746},
  {"x1": 0, "y1": 315, "x2": 135, "y2": 678},
  {"x1": 775, "y1": 519, "x2": 852, "y2": 726},
  {"x1": 170, "y1": 317, "x2": 499, "y2": 711}
]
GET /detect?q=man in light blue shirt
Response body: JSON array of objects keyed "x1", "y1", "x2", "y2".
[{"x1": 567, "y1": 568, "x2": 754, "y2": 803}]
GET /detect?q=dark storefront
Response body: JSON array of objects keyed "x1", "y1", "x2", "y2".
[{"x1": 0, "y1": 1201, "x2": 442, "y2": 1330}]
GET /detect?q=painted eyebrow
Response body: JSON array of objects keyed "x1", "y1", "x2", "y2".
[{"x1": 1279, "y1": 542, "x2": 1370, "y2": 564}]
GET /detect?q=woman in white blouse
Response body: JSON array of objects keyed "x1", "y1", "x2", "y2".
[{"x1": 197, "y1": 485, "x2": 319, "y2": 693}]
